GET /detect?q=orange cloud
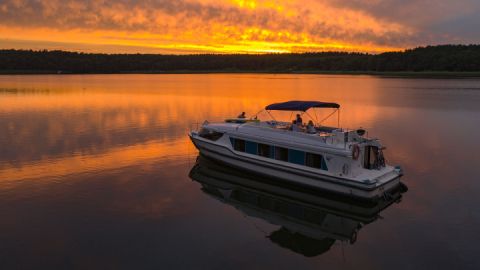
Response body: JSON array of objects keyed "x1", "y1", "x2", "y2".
[{"x1": 0, "y1": 0, "x2": 473, "y2": 53}]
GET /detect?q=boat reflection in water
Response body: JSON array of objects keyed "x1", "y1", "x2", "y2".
[{"x1": 189, "y1": 156, "x2": 408, "y2": 257}]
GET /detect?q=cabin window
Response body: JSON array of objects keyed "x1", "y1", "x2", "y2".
[
  {"x1": 305, "y1": 153, "x2": 328, "y2": 171},
  {"x1": 363, "y1": 146, "x2": 384, "y2": 170},
  {"x1": 245, "y1": 141, "x2": 258, "y2": 155},
  {"x1": 306, "y1": 153, "x2": 321, "y2": 168},
  {"x1": 233, "y1": 138, "x2": 245, "y2": 152},
  {"x1": 275, "y1": 147, "x2": 289, "y2": 161},
  {"x1": 198, "y1": 128, "x2": 224, "y2": 141},
  {"x1": 258, "y1": 143, "x2": 272, "y2": 158},
  {"x1": 288, "y1": 149, "x2": 305, "y2": 165}
]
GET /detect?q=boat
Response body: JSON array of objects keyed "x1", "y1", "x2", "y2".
[
  {"x1": 189, "y1": 156, "x2": 407, "y2": 257},
  {"x1": 189, "y1": 100, "x2": 404, "y2": 201}
]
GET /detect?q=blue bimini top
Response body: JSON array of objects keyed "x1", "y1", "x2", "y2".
[{"x1": 265, "y1": 100, "x2": 340, "y2": 111}]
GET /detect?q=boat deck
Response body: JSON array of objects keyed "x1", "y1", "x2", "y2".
[
  {"x1": 225, "y1": 118, "x2": 338, "y2": 134},
  {"x1": 206, "y1": 121, "x2": 356, "y2": 152}
]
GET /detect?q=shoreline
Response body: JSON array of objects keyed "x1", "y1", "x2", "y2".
[{"x1": 1, "y1": 70, "x2": 480, "y2": 78}]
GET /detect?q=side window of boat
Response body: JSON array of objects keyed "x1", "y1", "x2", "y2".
[
  {"x1": 288, "y1": 149, "x2": 306, "y2": 165},
  {"x1": 275, "y1": 147, "x2": 288, "y2": 161},
  {"x1": 306, "y1": 153, "x2": 328, "y2": 171},
  {"x1": 232, "y1": 138, "x2": 246, "y2": 152},
  {"x1": 245, "y1": 141, "x2": 257, "y2": 155},
  {"x1": 257, "y1": 143, "x2": 273, "y2": 158},
  {"x1": 198, "y1": 128, "x2": 224, "y2": 141},
  {"x1": 306, "y1": 153, "x2": 321, "y2": 168}
]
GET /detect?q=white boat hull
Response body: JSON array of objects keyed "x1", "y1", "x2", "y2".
[{"x1": 189, "y1": 133, "x2": 401, "y2": 201}]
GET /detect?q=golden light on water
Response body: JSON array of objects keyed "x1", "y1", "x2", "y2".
[
  {"x1": 0, "y1": 138, "x2": 192, "y2": 183},
  {"x1": 0, "y1": 74, "x2": 405, "y2": 187}
]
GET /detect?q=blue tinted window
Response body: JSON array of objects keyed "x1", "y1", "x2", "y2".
[
  {"x1": 288, "y1": 149, "x2": 305, "y2": 165},
  {"x1": 321, "y1": 156, "x2": 328, "y2": 171},
  {"x1": 245, "y1": 141, "x2": 258, "y2": 155}
]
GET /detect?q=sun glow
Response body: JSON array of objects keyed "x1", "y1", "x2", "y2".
[
  {"x1": 0, "y1": 26, "x2": 403, "y2": 54},
  {"x1": 0, "y1": 0, "x2": 412, "y2": 54}
]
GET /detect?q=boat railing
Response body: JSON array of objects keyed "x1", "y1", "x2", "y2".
[
  {"x1": 246, "y1": 121, "x2": 370, "y2": 147},
  {"x1": 189, "y1": 122, "x2": 201, "y2": 133}
]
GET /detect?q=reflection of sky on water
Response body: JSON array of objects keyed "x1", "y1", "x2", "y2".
[{"x1": 0, "y1": 74, "x2": 479, "y2": 269}]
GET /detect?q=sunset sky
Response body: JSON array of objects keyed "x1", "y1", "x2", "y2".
[{"x1": 1, "y1": 0, "x2": 479, "y2": 54}]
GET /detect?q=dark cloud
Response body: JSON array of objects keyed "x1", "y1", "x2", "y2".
[
  {"x1": 0, "y1": 0, "x2": 478, "y2": 50},
  {"x1": 0, "y1": 0, "x2": 285, "y2": 31},
  {"x1": 323, "y1": 0, "x2": 480, "y2": 45}
]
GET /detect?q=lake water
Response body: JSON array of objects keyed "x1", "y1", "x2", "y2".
[{"x1": 0, "y1": 74, "x2": 479, "y2": 269}]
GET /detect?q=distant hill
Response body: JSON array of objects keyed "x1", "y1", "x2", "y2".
[{"x1": 1, "y1": 45, "x2": 480, "y2": 74}]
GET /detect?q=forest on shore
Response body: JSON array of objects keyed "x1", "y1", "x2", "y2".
[{"x1": 1, "y1": 45, "x2": 479, "y2": 74}]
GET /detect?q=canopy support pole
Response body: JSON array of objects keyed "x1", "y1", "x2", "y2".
[
  {"x1": 318, "y1": 108, "x2": 339, "y2": 125},
  {"x1": 338, "y1": 109, "x2": 340, "y2": 128},
  {"x1": 304, "y1": 111, "x2": 317, "y2": 125},
  {"x1": 252, "y1": 109, "x2": 264, "y2": 120},
  {"x1": 266, "y1": 110, "x2": 277, "y2": 122}
]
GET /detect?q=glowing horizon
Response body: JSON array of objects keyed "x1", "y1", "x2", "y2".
[{"x1": 1, "y1": 0, "x2": 479, "y2": 54}]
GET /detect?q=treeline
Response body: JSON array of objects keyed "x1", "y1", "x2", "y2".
[{"x1": 1, "y1": 45, "x2": 480, "y2": 73}]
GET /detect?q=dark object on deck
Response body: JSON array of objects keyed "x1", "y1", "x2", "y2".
[{"x1": 357, "y1": 129, "x2": 366, "y2": 136}]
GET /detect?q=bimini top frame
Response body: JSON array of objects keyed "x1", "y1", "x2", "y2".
[{"x1": 262, "y1": 100, "x2": 341, "y2": 127}]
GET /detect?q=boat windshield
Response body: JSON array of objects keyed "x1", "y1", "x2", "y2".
[{"x1": 198, "y1": 128, "x2": 224, "y2": 141}]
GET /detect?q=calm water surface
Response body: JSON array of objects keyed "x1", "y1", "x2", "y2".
[{"x1": 0, "y1": 74, "x2": 479, "y2": 269}]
